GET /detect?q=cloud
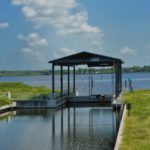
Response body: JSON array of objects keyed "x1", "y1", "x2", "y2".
[
  {"x1": 22, "y1": 6, "x2": 37, "y2": 17},
  {"x1": 17, "y1": 33, "x2": 48, "y2": 47},
  {"x1": 120, "y1": 46, "x2": 135, "y2": 55},
  {"x1": 0, "y1": 22, "x2": 9, "y2": 29},
  {"x1": 18, "y1": 33, "x2": 48, "y2": 61},
  {"x1": 12, "y1": 0, "x2": 101, "y2": 35},
  {"x1": 12, "y1": 0, "x2": 103, "y2": 50},
  {"x1": 21, "y1": 47, "x2": 32, "y2": 54}
]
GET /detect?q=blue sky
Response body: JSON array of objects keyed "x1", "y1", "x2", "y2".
[{"x1": 0, "y1": 0, "x2": 150, "y2": 70}]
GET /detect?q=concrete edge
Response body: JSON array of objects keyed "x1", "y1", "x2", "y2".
[
  {"x1": 114, "y1": 104, "x2": 127, "y2": 150},
  {"x1": 0, "y1": 102, "x2": 16, "y2": 114}
]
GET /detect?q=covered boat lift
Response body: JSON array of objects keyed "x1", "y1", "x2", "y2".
[{"x1": 48, "y1": 51, "x2": 123, "y2": 99}]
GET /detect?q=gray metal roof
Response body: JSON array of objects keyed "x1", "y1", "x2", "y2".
[{"x1": 48, "y1": 51, "x2": 124, "y2": 66}]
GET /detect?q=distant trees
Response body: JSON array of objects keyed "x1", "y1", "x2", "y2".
[{"x1": 123, "y1": 66, "x2": 150, "y2": 73}]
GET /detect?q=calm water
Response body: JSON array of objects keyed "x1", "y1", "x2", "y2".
[
  {"x1": 0, "y1": 107, "x2": 119, "y2": 150},
  {"x1": 0, "y1": 73, "x2": 150, "y2": 95},
  {"x1": 0, "y1": 73, "x2": 149, "y2": 150}
]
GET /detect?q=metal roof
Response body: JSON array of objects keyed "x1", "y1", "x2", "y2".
[{"x1": 48, "y1": 51, "x2": 124, "y2": 67}]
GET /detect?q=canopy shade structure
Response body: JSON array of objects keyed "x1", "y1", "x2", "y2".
[
  {"x1": 49, "y1": 51, "x2": 124, "y2": 67},
  {"x1": 48, "y1": 51, "x2": 124, "y2": 98}
]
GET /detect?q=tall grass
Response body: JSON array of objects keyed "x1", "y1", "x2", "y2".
[
  {"x1": 0, "y1": 82, "x2": 53, "y2": 106},
  {"x1": 120, "y1": 89, "x2": 150, "y2": 150}
]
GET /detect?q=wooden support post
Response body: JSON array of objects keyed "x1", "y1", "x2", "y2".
[
  {"x1": 115, "y1": 62, "x2": 122, "y2": 97},
  {"x1": 73, "y1": 66, "x2": 75, "y2": 94},
  {"x1": 60, "y1": 66, "x2": 63, "y2": 96},
  {"x1": 68, "y1": 66, "x2": 70, "y2": 95},
  {"x1": 115, "y1": 62, "x2": 118, "y2": 97},
  {"x1": 89, "y1": 75, "x2": 91, "y2": 97},
  {"x1": 119, "y1": 63, "x2": 122, "y2": 94},
  {"x1": 52, "y1": 64, "x2": 55, "y2": 96},
  {"x1": 112, "y1": 75, "x2": 115, "y2": 95}
]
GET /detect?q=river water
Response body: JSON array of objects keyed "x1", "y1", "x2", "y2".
[{"x1": 0, "y1": 73, "x2": 149, "y2": 150}]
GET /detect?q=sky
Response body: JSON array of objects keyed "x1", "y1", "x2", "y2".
[{"x1": 0, "y1": 0, "x2": 150, "y2": 70}]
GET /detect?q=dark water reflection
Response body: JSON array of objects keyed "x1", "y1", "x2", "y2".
[{"x1": 0, "y1": 107, "x2": 120, "y2": 150}]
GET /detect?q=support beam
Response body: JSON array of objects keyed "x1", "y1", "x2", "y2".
[
  {"x1": 111, "y1": 75, "x2": 115, "y2": 95},
  {"x1": 89, "y1": 75, "x2": 91, "y2": 97},
  {"x1": 120, "y1": 63, "x2": 122, "y2": 93},
  {"x1": 119, "y1": 63, "x2": 122, "y2": 93},
  {"x1": 60, "y1": 66, "x2": 63, "y2": 96},
  {"x1": 115, "y1": 63, "x2": 119, "y2": 97},
  {"x1": 52, "y1": 64, "x2": 55, "y2": 96},
  {"x1": 115, "y1": 62, "x2": 122, "y2": 97},
  {"x1": 73, "y1": 66, "x2": 75, "y2": 94},
  {"x1": 68, "y1": 66, "x2": 70, "y2": 95}
]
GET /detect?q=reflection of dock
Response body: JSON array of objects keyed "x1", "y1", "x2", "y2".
[{"x1": 51, "y1": 106, "x2": 117, "y2": 150}]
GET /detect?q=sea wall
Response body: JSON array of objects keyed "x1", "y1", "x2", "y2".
[
  {"x1": 15, "y1": 97, "x2": 67, "y2": 108},
  {"x1": 0, "y1": 102, "x2": 16, "y2": 114}
]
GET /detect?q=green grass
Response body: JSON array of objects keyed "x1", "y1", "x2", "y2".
[
  {"x1": 0, "y1": 82, "x2": 55, "y2": 106},
  {"x1": 120, "y1": 89, "x2": 150, "y2": 150},
  {"x1": 0, "y1": 97, "x2": 11, "y2": 107}
]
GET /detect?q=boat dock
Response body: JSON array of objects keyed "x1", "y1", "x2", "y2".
[{"x1": 16, "y1": 51, "x2": 124, "y2": 109}]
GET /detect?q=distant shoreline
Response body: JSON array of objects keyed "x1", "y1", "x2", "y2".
[
  {"x1": 0, "y1": 70, "x2": 150, "y2": 77},
  {"x1": 0, "y1": 66, "x2": 150, "y2": 76}
]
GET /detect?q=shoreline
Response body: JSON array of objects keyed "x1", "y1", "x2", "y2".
[{"x1": 0, "y1": 71, "x2": 150, "y2": 77}]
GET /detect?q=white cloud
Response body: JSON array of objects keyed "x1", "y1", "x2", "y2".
[
  {"x1": 18, "y1": 33, "x2": 48, "y2": 61},
  {"x1": 22, "y1": 6, "x2": 37, "y2": 17},
  {"x1": 120, "y1": 46, "x2": 135, "y2": 55},
  {"x1": 0, "y1": 22, "x2": 9, "y2": 29},
  {"x1": 12, "y1": 0, "x2": 103, "y2": 50},
  {"x1": 21, "y1": 47, "x2": 32, "y2": 53},
  {"x1": 12, "y1": 0, "x2": 100, "y2": 34},
  {"x1": 28, "y1": 33, "x2": 48, "y2": 47},
  {"x1": 17, "y1": 33, "x2": 48, "y2": 47}
]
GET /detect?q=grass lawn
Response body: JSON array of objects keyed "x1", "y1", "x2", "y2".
[
  {"x1": 120, "y1": 89, "x2": 150, "y2": 150},
  {"x1": 0, "y1": 82, "x2": 54, "y2": 107}
]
